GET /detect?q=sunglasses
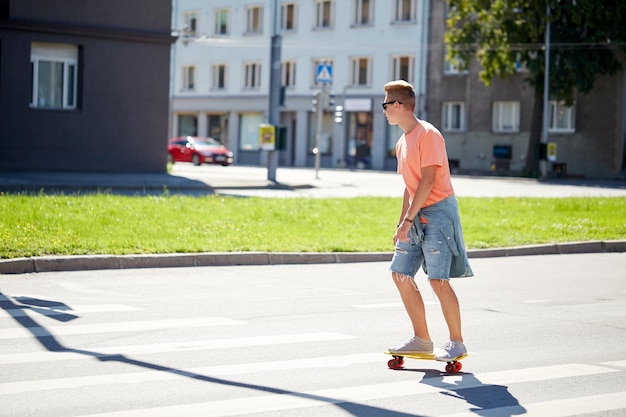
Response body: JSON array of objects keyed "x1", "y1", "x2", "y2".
[{"x1": 382, "y1": 101, "x2": 402, "y2": 110}]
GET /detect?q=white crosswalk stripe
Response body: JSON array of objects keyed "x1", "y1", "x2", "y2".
[
  {"x1": 0, "y1": 303, "x2": 142, "y2": 318},
  {"x1": 0, "y1": 353, "x2": 383, "y2": 395},
  {"x1": 2, "y1": 302, "x2": 625, "y2": 417},
  {"x1": 0, "y1": 332, "x2": 356, "y2": 365},
  {"x1": 439, "y1": 392, "x2": 626, "y2": 417},
  {"x1": 61, "y1": 365, "x2": 623, "y2": 417},
  {"x1": 602, "y1": 360, "x2": 626, "y2": 368},
  {"x1": 0, "y1": 317, "x2": 244, "y2": 339}
]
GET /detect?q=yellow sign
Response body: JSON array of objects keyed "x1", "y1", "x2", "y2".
[
  {"x1": 259, "y1": 124, "x2": 275, "y2": 151},
  {"x1": 547, "y1": 142, "x2": 557, "y2": 162}
]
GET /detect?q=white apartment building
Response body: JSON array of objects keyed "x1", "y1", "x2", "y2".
[{"x1": 170, "y1": 0, "x2": 430, "y2": 170}]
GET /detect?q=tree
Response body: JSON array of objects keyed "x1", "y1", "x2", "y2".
[{"x1": 444, "y1": 0, "x2": 626, "y2": 177}]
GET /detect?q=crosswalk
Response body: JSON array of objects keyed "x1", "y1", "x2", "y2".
[
  {"x1": 63, "y1": 365, "x2": 626, "y2": 417},
  {"x1": 2, "y1": 296, "x2": 625, "y2": 417}
]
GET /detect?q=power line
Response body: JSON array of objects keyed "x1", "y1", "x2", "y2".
[{"x1": 180, "y1": 33, "x2": 624, "y2": 53}]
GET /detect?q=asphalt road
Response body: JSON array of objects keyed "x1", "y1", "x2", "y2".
[{"x1": 1, "y1": 252, "x2": 625, "y2": 416}]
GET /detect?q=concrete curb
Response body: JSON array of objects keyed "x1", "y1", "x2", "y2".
[
  {"x1": 467, "y1": 240, "x2": 626, "y2": 258},
  {"x1": 1, "y1": 241, "x2": 624, "y2": 275}
]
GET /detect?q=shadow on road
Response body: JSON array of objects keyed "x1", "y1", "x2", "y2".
[
  {"x1": 415, "y1": 368, "x2": 527, "y2": 416},
  {"x1": 2, "y1": 292, "x2": 424, "y2": 417}
]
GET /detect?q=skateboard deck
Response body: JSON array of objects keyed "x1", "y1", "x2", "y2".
[{"x1": 384, "y1": 350, "x2": 468, "y2": 373}]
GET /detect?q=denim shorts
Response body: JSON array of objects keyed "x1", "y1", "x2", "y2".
[{"x1": 390, "y1": 223, "x2": 453, "y2": 279}]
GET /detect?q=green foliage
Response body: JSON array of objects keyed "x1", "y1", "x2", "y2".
[
  {"x1": 445, "y1": 0, "x2": 626, "y2": 105},
  {"x1": 1, "y1": 194, "x2": 624, "y2": 259}
]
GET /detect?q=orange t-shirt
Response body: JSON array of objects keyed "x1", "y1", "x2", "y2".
[{"x1": 396, "y1": 120, "x2": 454, "y2": 208}]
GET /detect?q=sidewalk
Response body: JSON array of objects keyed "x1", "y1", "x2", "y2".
[
  {"x1": 1, "y1": 165, "x2": 625, "y2": 198},
  {"x1": 1, "y1": 166, "x2": 624, "y2": 274}
]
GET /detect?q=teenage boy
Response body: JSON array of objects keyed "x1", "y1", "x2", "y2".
[{"x1": 383, "y1": 80, "x2": 473, "y2": 360}]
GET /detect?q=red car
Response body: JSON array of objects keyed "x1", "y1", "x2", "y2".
[{"x1": 167, "y1": 136, "x2": 234, "y2": 166}]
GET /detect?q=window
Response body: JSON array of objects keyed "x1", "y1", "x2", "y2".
[
  {"x1": 444, "y1": 2, "x2": 457, "y2": 18},
  {"x1": 514, "y1": 53, "x2": 524, "y2": 72},
  {"x1": 492, "y1": 101, "x2": 520, "y2": 132},
  {"x1": 346, "y1": 112, "x2": 372, "y2": 164},
  {"x1": 214, "y1": 9, "x2": 229, "y2": 35},
  {"x1": 0, "y1": 39, "x2": 2, "y2": 105},
  {"x1": 387, "y1": 124, "x2": 404, "y2": 157},
  {"x1": 207, "y1": 114, "x2": 229, "y2": 144},
  {"x1": 212, "y1": 64, "x2": 227, "y2": 90},
  {"x1": 243, "y1": 62, "x2": 261, "y2": 89},
  {"x1": 30, "y1": 42, "x2": 78, "y2": 110},
  {"x1": 308, "y1": 112, "x2": 333, "y2": 154},
  {"x1": 240, "y1": 113, "x2": 264, "y2": 150},
  {"x1": 246, "y1": 6, "x2": 263, "y2": 34},
  {"x1": 549, "y1": 101, "x2": 575, "y2": 133},
  {"x1": 442, "y1": 102, "x2": 465, "y2": 132},
  {"x1": 392, "y1": 55, "x2": 414, "y2": 83},
  {"x1": 177, "y1": 114, "x2": 197, "y2": 136},
  {"x1": 444, "y1": 58, "x2": 467, "y2": 75},
  {"x1": 350, "y1": 57, "x2": 372, "y2": 87},
  {"x1": 184, "y1": 11, "x2": 198, "y2": 35},
  {"x1": 281, "y1": 3, "x2": 297, "y2": 31},
  {"x1": 394, "y1": 0, "x2": 416, "y2": 22},
  {"x1": 315, "y1": 0, "x2": 334, "y2": 28},
  {"x1": 182, "y1": 65, "x2": 196, "y2": 90},
  {"x1": 282, "y1": 60, "x2": 297, "y2": 87},
  {"x1": 353, "y1": 0, "x2": 373, "y2": 25},
  {"x1": 443, "y1": 48, "x2": 468, "y2": 74}
]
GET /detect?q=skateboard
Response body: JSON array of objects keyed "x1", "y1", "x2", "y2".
[{"x1": 384, "y1": 350, "x2": 468, "y2": 373}]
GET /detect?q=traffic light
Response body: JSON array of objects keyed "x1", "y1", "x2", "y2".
[
  {"x1": 312, "y1": 90, "x2": 319, "y2": 112},
  {"x1": 334, "y1": 105, "x2": 343, "y2": 124}
]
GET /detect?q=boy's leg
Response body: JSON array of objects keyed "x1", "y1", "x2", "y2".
[
  {"x1": 389, "y1": 236, "x2": 433, "y2": 354},
  {"x1": 421, "y1": 224, "x2": 467, "y2": 359},
  {"x1": 430, "y1": 279, "x2": 463, "y2": 343},
  {"x1": 392, "y1": 272, "x2": 431, "y2": 341}
]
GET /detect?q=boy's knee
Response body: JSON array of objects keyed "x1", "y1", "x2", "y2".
[
  {"x1": 392, "y1": 272, "x2": 420, "y2": 292},
  {"x1": 392, "y1": 271, "x2": 412, "y2": 283},
  {"x1": 429, "y1": 278, "x2": 448, "y2": 293}
]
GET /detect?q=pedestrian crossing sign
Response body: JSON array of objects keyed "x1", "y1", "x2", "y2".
[{"x1": 316, "y1": 63, "x2": 332, "y2": 84}]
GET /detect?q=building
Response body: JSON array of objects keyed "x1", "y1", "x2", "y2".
[
  {"x1": 427, "y1": 0, "x2": 626, "y2": 179},
  {"x1": 0, "y1": 0, "x2": 174, "y2": 172},
  {"x1": 172, "y1": 0, "x2": 625, "y2": 179},
  {"x1": 170, "y1": 0, "x2": 431, "y2": 171},
  {"x1": 8, "y1": 1, "x2": 619, "y2": 177}
]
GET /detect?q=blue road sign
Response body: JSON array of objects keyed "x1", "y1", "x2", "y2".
[{"x1": 316, "y1": 63, "x2": 332, "y2": 84}]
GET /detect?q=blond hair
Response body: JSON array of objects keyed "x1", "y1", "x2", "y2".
[{"x1": 383, "y1": 80, "x2": 416, "y2": 110}]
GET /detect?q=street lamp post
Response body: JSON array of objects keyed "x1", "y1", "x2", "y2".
[
  {"x1": 314, "y1": 87, "x2": 328, "y2": 179},
  {"x1": 267, "y1": 0, "x2": 282, "y2": 181}
]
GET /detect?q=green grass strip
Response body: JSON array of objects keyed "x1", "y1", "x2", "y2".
[{"x1": 1, "y1": 194, "x2": 624, "y2": 259}]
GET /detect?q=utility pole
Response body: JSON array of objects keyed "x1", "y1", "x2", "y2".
[
  {"x1": 267, "y1": 0, "x2": 282, "y2": 181},
  {"x1": 541, "y1": 4, "x2": 551, "y2": 178},
  {"x1": 313, "y1": 62, "x2": 332, "y2": 179},
  {"x1": 313, "y1": 86, "x2": 328, "y2": 179}
]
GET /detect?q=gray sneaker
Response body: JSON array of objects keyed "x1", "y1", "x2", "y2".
[
  {"x1": 436, "y1": 340, "x2": 467, "y2": 361},
  {"x1": 389, "y1": 336, "x2": 433, "y2": 354}
]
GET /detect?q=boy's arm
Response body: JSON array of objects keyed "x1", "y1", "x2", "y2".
[{"x1": 395, "y1": 165, "x2": 437, "y2": 242}]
